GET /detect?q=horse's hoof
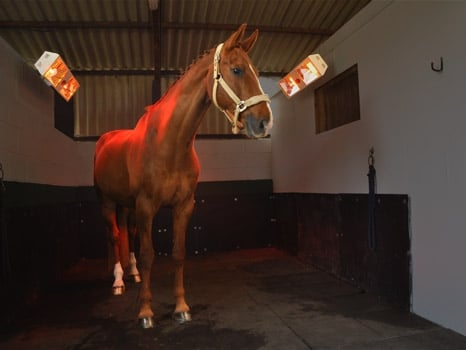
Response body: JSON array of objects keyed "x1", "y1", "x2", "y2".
[
  {"x1": 132, "y1": 274, "x2": 142, "y2": 283},
  {"x1": 139, "y1": 316, "x2": 155, "y2": 329},
  {"x1": 112, "y1": 286, "x2": 125, "y2": 296},
  {"x1": 173, "y1": 311, "x2": 192, "y2": 324}
]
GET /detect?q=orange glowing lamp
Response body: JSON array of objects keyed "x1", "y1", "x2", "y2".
[
  {"x1": 34, "y1": 51, "x2": 80, "y2": 102},
  {"x1": 279, "y1": 54, "x2": 328, "y2": 98}
]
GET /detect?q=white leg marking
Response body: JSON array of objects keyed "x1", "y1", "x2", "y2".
[
  {"x1": 129, "y1": 252, "x2": 140, "y2": 276},
  {"x1": 113, "y1": 262, "x2": 124, "y2": 288}
]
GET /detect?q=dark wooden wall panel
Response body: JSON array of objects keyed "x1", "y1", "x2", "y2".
[
  {"x1": 296, "y1": 194, "x2": 340, "y2": 275},
  {"x1": 338, "y1": 195, "x2": 370, "y2": 287},
  {"x1": 1, "y1": 202, "x2": 81, "y2": 327},
  {"x1": 275, "y1": 193, "x2": 411, "y2": 309},
  {"x1": 338, "y1": 194, "x2": 410, "y2": 306},
  {"x1": 152, "y1": 194, "x2": 277, "y2": 256},
  {"x1": 77, "y1": 201, "x2": 107, "y2": 258},
  {"x1": 273, "y1": 193, "x2": 298, "y2": 255},
  {"x1": 371, "y1": 195, "x2": 410, "y2": 304}
]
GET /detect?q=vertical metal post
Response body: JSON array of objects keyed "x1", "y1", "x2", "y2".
[{"x1": 151, "y1": 1, "x2": 162, "y2": 102}]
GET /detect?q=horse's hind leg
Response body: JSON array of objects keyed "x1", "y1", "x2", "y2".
[
  {"x1": 101, "y1": 202, "x2": 126, "y2": 295},
  {"x1": 127, "y1": 208, "x2": 141, "y2": 283},
  {"x1": 171, "y1": 196, "x2": 194, "y2": 323}
]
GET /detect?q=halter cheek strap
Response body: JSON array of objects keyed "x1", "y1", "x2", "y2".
[{"x1": 212, "y1": 43, "x2": 271, "y2": 134}]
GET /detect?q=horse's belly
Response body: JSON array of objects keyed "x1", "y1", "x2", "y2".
[{"x1": 94, "y1": 150, "x2": 134, "y2": 206}]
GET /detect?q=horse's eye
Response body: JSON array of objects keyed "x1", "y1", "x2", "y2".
[{"x1": 232, "y1": 67, "x2": 243, "y2": 76}]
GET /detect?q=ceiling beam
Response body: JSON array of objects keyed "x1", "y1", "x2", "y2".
[
  {"x1": 151, "y1": 3, "x2": 162, "y2": 101},
  {"x1": 0, "y1": 21, "x2": 332, "y2": 36},
  {"x1": 163, "y1": 22, "x2": 332, "y2": 36},
  {"x1": 73, "y1": 69, "x2": 181, "y2": 76},
  {"x1": 72, "y1": 68, "x2": 284, "y2": 77}
]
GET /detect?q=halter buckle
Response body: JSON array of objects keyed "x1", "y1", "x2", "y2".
[{"x1": 238, "y1": 101, "x2": 246, "y2": 112}]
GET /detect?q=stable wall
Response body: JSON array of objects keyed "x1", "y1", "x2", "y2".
[
  {"x1": 0, "y1": 38, "x2": 88, "y2": 185},
  {"x1": 272, "y1": 1, "x2": 466, "y2": 335}
]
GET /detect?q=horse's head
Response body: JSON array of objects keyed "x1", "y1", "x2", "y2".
[{"x1": 208, "y1": 24, "x2": 273, "y2": 138}]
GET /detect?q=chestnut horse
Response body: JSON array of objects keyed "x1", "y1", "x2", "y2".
[{"x1": 93, "y1": 24, "x2": 273, "y2": 328}]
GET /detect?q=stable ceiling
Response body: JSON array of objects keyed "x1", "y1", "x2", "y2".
[{"x1": 0, "y1": 0, "x2": 371, "y2": 76}]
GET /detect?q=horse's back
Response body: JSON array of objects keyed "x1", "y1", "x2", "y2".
[{"x1": 96, "y1": 129, "x2": 132, "y2": 152}]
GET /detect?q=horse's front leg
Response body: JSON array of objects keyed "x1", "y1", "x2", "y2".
[
  {"x1": 171, "y1": 196, "x2": 194, "y2": 323},
  {"x1": 136, "y1": 199, "x2": 157, "y2": 328}
]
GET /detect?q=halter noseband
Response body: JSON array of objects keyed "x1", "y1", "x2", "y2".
[{"x1": 212, "y1": 43, "x2": 271, "y2": 134}]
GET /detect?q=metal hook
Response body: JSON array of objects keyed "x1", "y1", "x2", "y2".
[{"x1": 431, "y1": 57, "x2": 443, "y2": 72}]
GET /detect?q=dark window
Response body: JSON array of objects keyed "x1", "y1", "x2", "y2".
[
  {"x1": 315, "y1": 64, "x2": 360, "y2": 134},
  {"x1": 54, "y1": 91, "x2": 74, "y2": 139}
]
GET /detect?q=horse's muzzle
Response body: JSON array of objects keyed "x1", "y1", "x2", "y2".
[{"x1": 245, "y1": 115, "x2": 272, "y2": 138}]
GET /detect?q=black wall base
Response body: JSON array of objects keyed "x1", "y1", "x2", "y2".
[
  {"x1": 274, "y1": 193, "x2": 411, "y2": 309},
  {"x1": 0, "y1": 181, "x2": 410, "y2": 327}
]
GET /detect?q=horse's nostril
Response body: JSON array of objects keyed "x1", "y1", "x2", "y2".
[
  {"x1": 245, "y1": 115, "x2": 269, "y2": 137},
  {"x1": 260, "y1": 119, "x2": 266, "y2": 130}
]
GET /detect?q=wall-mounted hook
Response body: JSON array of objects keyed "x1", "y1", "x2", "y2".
[{"x1": 431, "y1": 56, "x2": 443, "y2": 72}]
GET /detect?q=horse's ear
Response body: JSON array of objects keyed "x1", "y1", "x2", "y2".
[
  {"x1": 240, "y1": 29, "x2": 258, "y2": 53},
  {"x1": 224, "y1": 23, "x2": 247, "y2": 51}
]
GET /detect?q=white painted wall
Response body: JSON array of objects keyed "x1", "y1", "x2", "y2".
[
  {"x1": 0, "y1": 37, "x2": 272, "y2": 186},
  {"x1": 195, "y1": 138, "x2": 271, "y2": 182},
  {"x1": 0, "y1": 38, "x2": 91, "y2": 186},
  {"x1": 272, "y1": 0, "x2": 466, "y2": 335}
]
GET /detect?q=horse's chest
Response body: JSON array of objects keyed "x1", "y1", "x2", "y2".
[
  {"x1": 158, "y1": 173, "x2": 196, "y2": 205},
  {"x1": 133, "y1": 148, "x2": 199, "y2": 204}
]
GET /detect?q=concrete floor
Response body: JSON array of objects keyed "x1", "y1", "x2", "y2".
[{"x1": 1, "y1": 248, "x2": 466, "y2": 350}]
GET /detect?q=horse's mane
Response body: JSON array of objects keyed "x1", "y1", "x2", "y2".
[
  {"x1": 142, "y1": 47, "x2": 215, "y2": 115},
  {"x1": 182, "y1": 48, "x2": 213, "y2": 76}
]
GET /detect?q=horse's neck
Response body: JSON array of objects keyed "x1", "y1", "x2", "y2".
[{"x1": 138, "y1": 52, "x2": 213, "y2": 150}]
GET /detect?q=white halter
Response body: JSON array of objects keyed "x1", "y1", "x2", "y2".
[{"x1": 211, "y1": 43, "x2": 271, "y2": 134}]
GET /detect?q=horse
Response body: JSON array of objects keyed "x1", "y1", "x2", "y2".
[{"x1": 93, "y1": 23, "x2": 273, "y2": 328}]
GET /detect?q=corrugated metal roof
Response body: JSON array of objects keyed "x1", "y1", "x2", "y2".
[
  {"x1": 0, "y1": 0, "x2": 371, "y2": 137},
  {"x1": 0, "y1": 0, "x2": 370, "y2": 74}
]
